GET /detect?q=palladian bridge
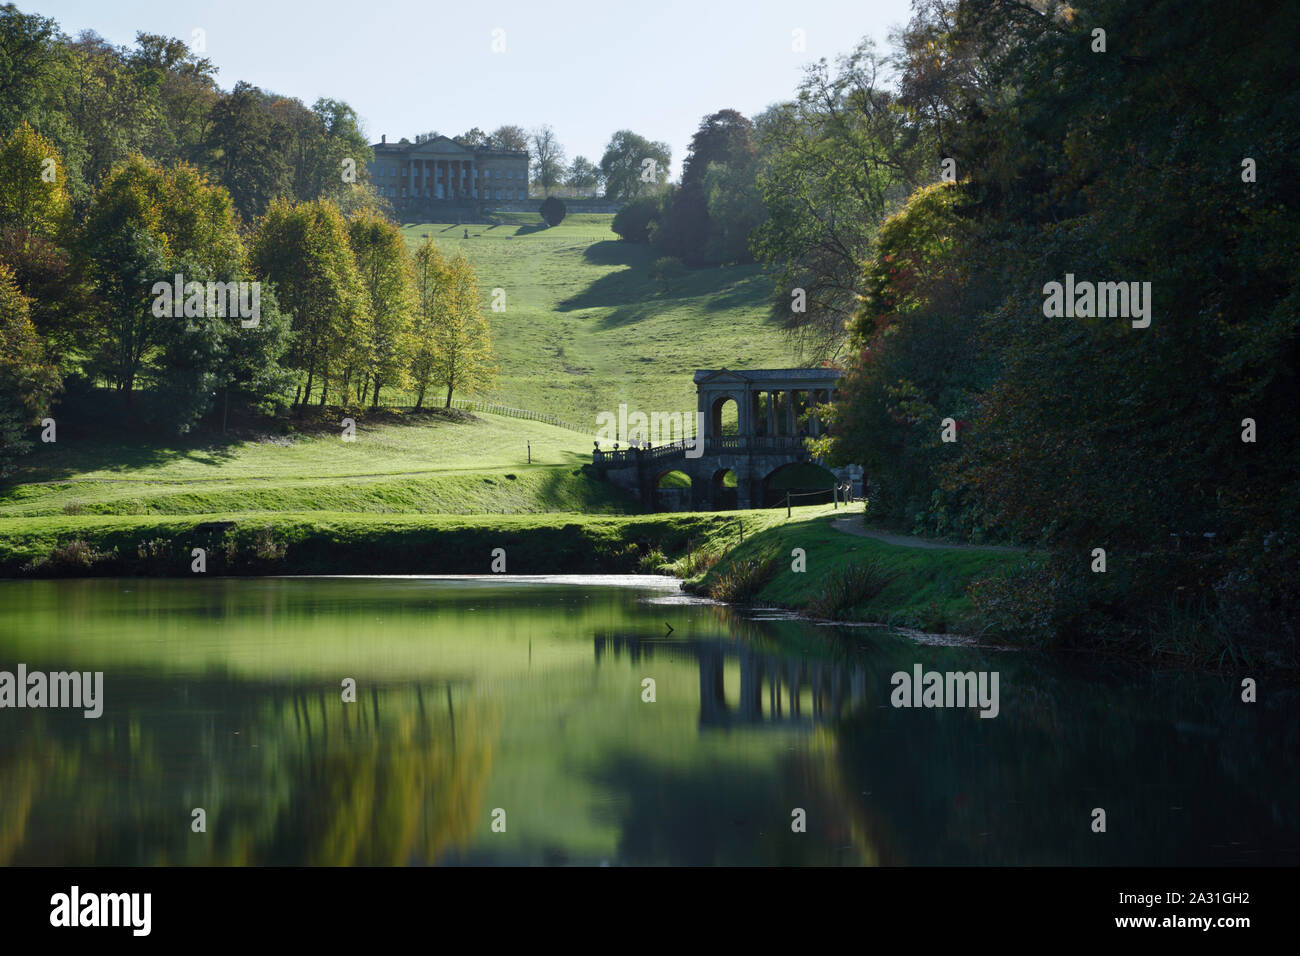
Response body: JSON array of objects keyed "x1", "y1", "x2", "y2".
[{"x1": 592, "y1": 368, "x2": 862, "y2": 511}]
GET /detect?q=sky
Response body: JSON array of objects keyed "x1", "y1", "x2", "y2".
[{"x1": 28, "y1": 0, "x2": 915, "y2": 178}]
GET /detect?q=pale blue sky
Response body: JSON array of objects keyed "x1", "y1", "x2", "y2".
[{"x1": 28, "y1": 0, "x2": 913, "y2": 177}]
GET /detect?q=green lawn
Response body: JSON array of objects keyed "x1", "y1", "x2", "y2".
[
  {"x1": 690, "y1": 509, "x2": 1029, "y2": 633},
  {"x1": 396, "y1": 213, "x2": 796, "y2": 426},
  {"x1": 0, "y1": 410, "x2": 623, "y2": 517}
]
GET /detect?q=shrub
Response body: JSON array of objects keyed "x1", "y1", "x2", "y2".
[
  {"x1": 967, "y1": 559, "x2": 1056, "y2": 644},
  {"x1": 28, "y1": 539, "x2": 118, "y2": 575},
  {"x1": 637, "y1": 548, "x2": 668, "y2": 574},
  {"x1": 136, "y1": 537, "x2": 174, "y2": 574},
  {"x1": 808, "y1": 559, "x2": 895, "y2": 620},
  {"x1": 710, "y1": 554, "x2": 779, "y2": 603},
  {"x1": 539, "y1": 196, "x2": 567, "y2": 226},
  {"x1": 611, "y1": 194, "x2": 668, "y2": 243},
  {"x1": 251, "y1": 527, "x2": 288, "y2": 562},
  {"x1": 650, "y1": 256, "x2": 687, "y2": 293}
]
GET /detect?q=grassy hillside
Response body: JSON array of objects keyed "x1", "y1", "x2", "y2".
[
  {"x1": 0, "y1": 409, "x2": 628, "y2": 517},
  {"x1": 397, "y1": 213, "x2": 796, "y2": 425}
]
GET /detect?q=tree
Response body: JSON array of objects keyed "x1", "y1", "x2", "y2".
[
  {"x1": 565, "y1": 156, "x2": 600, "y2": 191},
  {"x1": 454, "y1": 127, "x2": 489, "y2": 149},
  {"x1": 251, "y1": 198, "x2": 366, "y2": 407},
  {"x1": 128, "y1": 32, "x2": 219, "y2": 168},
  {"x1": 0, "y1": 122, "x2": 82, "y2": 352},
  {"x1": 206, "y1": 81, "x2": 291, "y2": 221},
  {"x1": 78, "y1": 155, "x2": 276, "y2": 431},
  {"x1": 408, "y1": 242, "x2": 495, "y2": 409},
  {"x1": 78, "y1": 156, "x2": 174, "y2": 403},
  {"x1": 0, "y1": 121, "x2": 70, "y2": 241},
  {"x1": 432, "y1": 251, "x2": 495, "y2": 408},
  {"x1": 529, "y1": 125, "x2": 565, "y2": 193},
  {"x1": 0, "y1": 262, "x2": 60, "y2": 476},
  {"x1": 701, "y1": 159, "x2": 765, "y2": 264},
  {"x1": 818, "y1": 181, "x2": 988, "y2": 531},
  {"x1": 489, "y1": 125, "x2": 528, "y2": 152},
  {"x1": 751, "y1": 42, "x2": 928, "y2": 361},
  {"x1": 599, "y1": 129, "x2": 670, "y2": 201},
  {"x1": 0, "y1": 5, "x2": 65, "y2": 137},
  {"x1": 656, "y1": 109, "x2": 755, "y2": 265},
  {"x1": 347, "y1": 210, "x2": 414, "y2": 407},
  {"x1": 408, "y1": 240, "x2": 447, "y2": 410},
  {"x1": 539, "y1": 196, "x2": 566, "y2": 227}
]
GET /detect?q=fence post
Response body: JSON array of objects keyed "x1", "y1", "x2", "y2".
[
  {"x1": 832, "y1": 483, "x2": 837, "y2": 509},
  {"x1": 786, "y1": 492, "x2": 791, "y2": 518}
]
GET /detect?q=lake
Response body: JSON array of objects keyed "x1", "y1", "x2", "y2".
[{"x1": 0, "y1": 576, "x2": 1295, "y2": 866}]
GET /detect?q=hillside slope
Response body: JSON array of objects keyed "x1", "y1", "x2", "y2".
[{"x1": 398, "y1": 213, "x2": 796, "y2": 426}]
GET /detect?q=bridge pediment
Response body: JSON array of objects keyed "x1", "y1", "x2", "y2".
[{"x1": 694, "y1": 368, "x2": 752, "y2": 387}]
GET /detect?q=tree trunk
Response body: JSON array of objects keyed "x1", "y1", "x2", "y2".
[{"x1": 302, "y1": 363, "x2": 315, "y2": 411}]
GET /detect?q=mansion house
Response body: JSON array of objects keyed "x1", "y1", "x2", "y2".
[{"x1": 368, "y1": 134, "x2": 530, "y2": 210}]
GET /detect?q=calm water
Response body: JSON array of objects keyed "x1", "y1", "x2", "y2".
[{"x1": 0, "y1": 576, "x2": 1295, "y2": 866}]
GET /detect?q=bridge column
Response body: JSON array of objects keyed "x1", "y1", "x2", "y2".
[{"x1": 690, "y1": 473, "x2": 710, "y2": 511}]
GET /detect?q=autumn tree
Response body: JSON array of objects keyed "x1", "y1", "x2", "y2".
[
  {"x1": 0, "y1": 263, "x2": 60, "y2": 475},
  {"x1": 347, "y1": 210, "x2": 413, "y2": 407},
  {"x1": 251, "y1": 198, "x2": 366, "y2": 408}
]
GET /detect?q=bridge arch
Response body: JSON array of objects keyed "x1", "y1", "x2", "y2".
[
  {"x1": 711, "y1": 467, "x2": 739, "y2": 511},
  {"x1": 651, "y1": 467, "x2": 692, "y2": 512},
  {"x1": 760, "y1": 461, "x2": 837, "y2": 508},
  {"x1": 709, "y1": 394, "x2": 741, "y2": 438}
]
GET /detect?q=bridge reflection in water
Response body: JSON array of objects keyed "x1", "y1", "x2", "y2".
[{"x1": 594, "y1": 631, "x2": 869, "y2": 730}]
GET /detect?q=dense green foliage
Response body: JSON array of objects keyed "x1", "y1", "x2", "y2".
[
  {"x1": 820, "y1": 0, "x2": 1300, "y2": 665},
  {"x1": 539, "y1": 195, "x2": 566, "y2": 227}
]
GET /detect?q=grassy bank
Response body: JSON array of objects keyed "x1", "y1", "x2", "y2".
[
  {"x1": 687, "y1": 509, "x2": 1028, "y2": 634},
  {"x1": 0, "y1": 505, "x2": 1024, "y2": 638},
  {"x1": 0, "y1": 510, "x2": 752, "y2": 577}
]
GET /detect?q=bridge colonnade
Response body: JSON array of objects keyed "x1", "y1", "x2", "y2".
[{"x1": 594, "y1": 368, "x2": 862, "y2": 511}]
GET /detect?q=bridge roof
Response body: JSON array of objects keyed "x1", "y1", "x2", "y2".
[{"x1": 693, "y1": 367, "x2": 842, "y2": 386}]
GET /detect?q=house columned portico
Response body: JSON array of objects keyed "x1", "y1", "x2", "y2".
[{"x1": 368, "y1": 134, "x2": 530, "y2": 215}]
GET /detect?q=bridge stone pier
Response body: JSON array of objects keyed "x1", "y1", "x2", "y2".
[{"x1": 593, "y1": 368, "x2": 863, "y2": 511}]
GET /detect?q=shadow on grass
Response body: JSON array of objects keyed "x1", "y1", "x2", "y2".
[
  {"x1": 2, "y1": 397, "x2": 490, "y2": 487},
  {"x1": 560, "y1": 254, "x2": 773, "y2": 331}
]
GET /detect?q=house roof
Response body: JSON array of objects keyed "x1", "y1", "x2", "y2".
[{"x1": 693, "y1": 368, "x2": 842, "y2": 386}]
